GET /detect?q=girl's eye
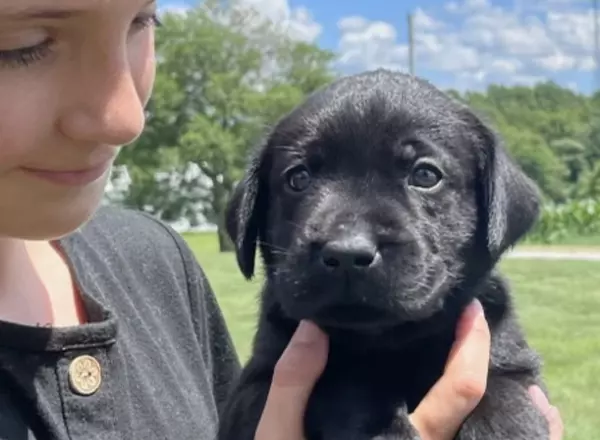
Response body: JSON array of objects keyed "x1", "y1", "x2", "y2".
[
  {"x1": 132, "y1": 13, "x2": 163, "y2": 31},
  {"x1": 0, "y1": 13, "x2": 162, "y2": 70},
  {"x1": 0, "y1": 38, "x2": 54, "y2": 69}
]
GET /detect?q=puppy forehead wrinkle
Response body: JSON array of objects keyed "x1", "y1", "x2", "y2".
[
  {"x1": 268, "y1": 69, "x2": 484, "y2": 168},
  {"x1": 408, "y1": 132, "x2": 463, "y2": 166},
  {"x1": 272, "y1": 144, "x2": 305, "y2": 162}
]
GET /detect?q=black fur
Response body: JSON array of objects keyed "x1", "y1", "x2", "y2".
[{"x1": 219, "y1": 69, "x2": 549, "y2": 440}]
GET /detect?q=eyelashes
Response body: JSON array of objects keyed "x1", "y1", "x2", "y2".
[
  {"x1": 0, "y1": 13, "x2": 162, "y2": 69},
  {"x1": 133, "y1": 12, "x2": 163, "y2": 31},
  {"x1": 0, "y1": 38, "x2": 54, "y2": 68}
]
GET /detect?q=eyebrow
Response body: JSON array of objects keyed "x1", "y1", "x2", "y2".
[{"x1": 1, "y1": 0, "x2": 156, "y2": 20}]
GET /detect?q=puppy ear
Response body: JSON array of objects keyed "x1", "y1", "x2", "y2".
[
  {"x1": 475, "y1": 119, "x2": 541, "y2": 259},
  {"x1": 225, "y1": 144, "x2": 269, "y2": 280}
]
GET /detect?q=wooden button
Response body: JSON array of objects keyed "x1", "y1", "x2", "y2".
[{"x1": 68, "y1": 355, "x2": 102, "y2": 396}]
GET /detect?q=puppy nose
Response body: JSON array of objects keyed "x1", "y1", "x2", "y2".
[{"x1": 320, "y1": 235, "x2": 379, "y2": 269}]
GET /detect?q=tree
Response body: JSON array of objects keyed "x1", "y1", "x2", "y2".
[
  {"x1": 114, "y1": 1, "x2": 336, "y2": 251},
  {"x1": 549, "y1": 138, "x2": 587, "y2": 184},
  {"x1": 573, "y1": 162, "x2": 600, "y2": 199},
  {"x1": 458, "y1": 81, "x2": 596, "y2": 203},
  {"x1": 112, "y1": 8, "x2": 598, "y2": 244}
]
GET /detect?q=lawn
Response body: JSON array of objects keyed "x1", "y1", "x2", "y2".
[
  {"x1": 184, "y1": 232, "x2": 600, "y2": 440},
  {"x1": 521, "y1": 232, "x2": 600, "y2": 250}
]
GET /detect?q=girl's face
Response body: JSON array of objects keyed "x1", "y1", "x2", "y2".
[{"x1": 0, "y1": 0, "x2": 157, "y2": 240}]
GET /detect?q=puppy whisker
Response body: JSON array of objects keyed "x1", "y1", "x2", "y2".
[{"x1": 283, "y1": 219, "x2": 307, "y2": 232}]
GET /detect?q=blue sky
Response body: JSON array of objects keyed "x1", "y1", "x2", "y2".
[{"x1": 159, "y1": 0, "x2": 600, "y2": 94}]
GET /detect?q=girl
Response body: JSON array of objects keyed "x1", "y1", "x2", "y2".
[{"x1": 0, "y1": 1, "x2": 562, "y2": 438}]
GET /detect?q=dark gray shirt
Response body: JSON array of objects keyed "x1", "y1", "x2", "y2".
[{"x1": 0, "y1": 207, "x2": 241, "y2": 439}]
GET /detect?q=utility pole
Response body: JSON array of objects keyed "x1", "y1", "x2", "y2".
[
  {"x1": 594, "y1": 0, "x2": 599, "y2": 90},
  {"x1": 407, "y1": 12, "x2": 415, "y2": 75}
]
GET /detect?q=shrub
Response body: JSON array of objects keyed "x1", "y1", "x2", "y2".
[{"x1": 526, "y1": 198, "x2": 600, "y2": 244}]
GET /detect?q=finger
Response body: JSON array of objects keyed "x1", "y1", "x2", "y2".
[
  {"x1": 546, "y1": 406, "x2": 564, "y2": 440},
  {"x1": 409, "y1": 299, "x2": 490, "y2": 440},
  {"x1": 528, "y1": 386, "x2": 564, "y2": 440},
  {"x1": 255, "y1": 320, "x2": 329, "y2": 440}
]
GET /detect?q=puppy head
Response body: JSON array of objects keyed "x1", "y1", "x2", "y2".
[{"x1": 226, "y1": 69, "x2": 540, "y2": 333}]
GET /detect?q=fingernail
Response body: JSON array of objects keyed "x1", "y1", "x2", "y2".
[
  {"x1": 293, "y1": 320, "x2": 323, "y2": 344},
  {"x1": 465, "y1": 298, "x2": 485, "y2": 320},
  {"x1": 529, "y1": 385, "x2": 550, "y2": 410},
  {"x1": 453, "y1": 299, "x2": 488, "y2": 343}
]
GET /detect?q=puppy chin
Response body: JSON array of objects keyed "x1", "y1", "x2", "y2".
[{"x1": 272, "y1": 256, "x2": 452, "y2": 333}]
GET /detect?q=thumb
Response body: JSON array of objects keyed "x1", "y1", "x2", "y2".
[
  {"x1": 409, "y1": 299, "x2": 490, "y2": 440},
  {"x1": 255, "y1": 320, "x2": 329, "y2": 440}
]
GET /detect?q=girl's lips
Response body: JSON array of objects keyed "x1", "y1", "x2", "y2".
[{"x1": 20, "y1": 160, "x2": 112, "y2": 187}]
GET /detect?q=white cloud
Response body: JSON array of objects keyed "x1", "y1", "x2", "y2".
[
  {"x1": 507, "y1": 74, "x2": 549, "y2": 86},
  {"x1": 338, "y1": 16, "x2": 370, "y2": 32},
  {"x1": 163, "y1": 0, "x2": 322, "y2": 42},
  {"x1": 235, "y1": 0, "x2": 322, "y2": 42},
  {"x1": 579, "y1": 55, "x2": 597, "y2": 71},
  {"x1": 546, "y1": 11, "x2": 594, "y2": 52},
  {"x1": 335, "y1": 0, "x2": 599, "y2": 90},
  {"x1": 337, "y1": 16, "x2": 409, "y2": 72},
  {"x1": 535, "y1": 52, "x2": 577, "y2": 71},
  {"x1": 445, "y1": 0, "x2": 492, "y2": 14},
  {"x1": 416, "y1": 33, "x2": 482, "y2": 72},
  {"x1": 490, "y1": 58, "x2": 523, "y2": 74},
  {"x1": 160, "y1": 0, "x2": 598, "y2": 90},
  {"x1": 413, "y1": 8, "x2": 445, "y2": 31}
]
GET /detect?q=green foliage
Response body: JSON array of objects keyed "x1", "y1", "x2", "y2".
[
  {"x1": 113, "y1": 0, "x2": 335, "y2": 250},
  {"x1": 110, "y1": 2, "x2": 599, "y2": 249},
  {"x1": 457, "y1": 81, "x2": 597, "y2": 203},
  {"x1": 527, "y1": 199, "x2": 600, "y2": 244}
]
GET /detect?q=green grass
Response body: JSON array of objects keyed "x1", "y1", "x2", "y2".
[
  {"x1": 549, "y1": 233, "x2": 600, "y2": 246},
  {"x1": 183, "y1": 232, "x2": 262, "y2": 361},
  {"x1": 184, "y1": 230, "x2": 600, "y2": 251},
  {"x1": 523, "y1": 233, "x2": 600, "y2": 248},
  {"x1": 499, "y1": 259, "x2": 600, "y2": 440},
  {"x1": 184, "y1": 232, "x2": 600, "y2": 440}
]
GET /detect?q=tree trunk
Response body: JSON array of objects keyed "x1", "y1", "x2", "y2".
[
  {"x1": 213, "y1": 182, "x2": 235, "y2": 253},
  {"x1": 217, "y1": 221, "x2": 235, "y2": 252},
  {"x1": 205, "y1": 174, "x2": 236, "y2": 253}
]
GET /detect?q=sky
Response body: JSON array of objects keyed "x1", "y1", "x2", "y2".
[{"x1": 158, "y1": 0, "x2": 600, "y2": 94}]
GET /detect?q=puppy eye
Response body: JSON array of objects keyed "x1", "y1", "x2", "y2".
[
  {"x1": 409, "y1": 163, "x2": 442, "y2": 189},
  {"x1": 285, "y1": 166, "x2": 311, "y2": 192}
]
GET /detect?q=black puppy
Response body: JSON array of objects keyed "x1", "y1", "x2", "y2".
[{"x1": 219, "y1": 69, "x2": 550, "y2": 440}]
